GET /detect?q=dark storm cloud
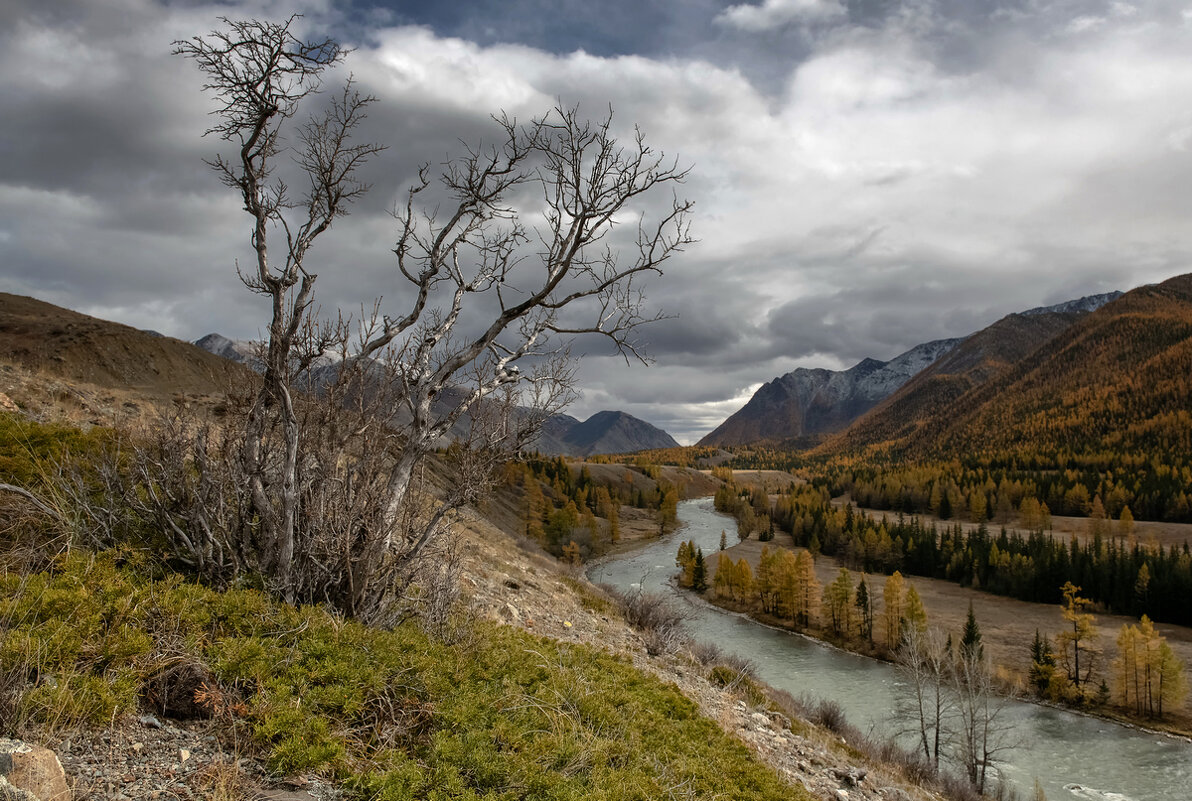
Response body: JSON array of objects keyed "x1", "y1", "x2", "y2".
[
  {"x1": 4, "y1": 0, "x2": 1192, "y2": 443},
  {"x1": 348, "y1": 0, "x2": 790, "y2": 62}
]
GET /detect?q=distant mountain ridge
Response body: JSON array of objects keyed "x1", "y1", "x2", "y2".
[
  {"x1": 697, "y1": 338, "x2": 961, "y2": 447},
  {"x1": 700, "y1": 289, "x2": 1125, "y2": 449},
  {"x1": 857, "y1": 275, "x2": 1192, "y2": 462},
  {"x1": 193, "y1": 333, "x2": 677, "y2": 458},
  {"x1": 553, "y1": 410, "x2": 680, "y2": 457},
  {"x1": 194, "y1": 332, "x2": 257, "y2": 365}
]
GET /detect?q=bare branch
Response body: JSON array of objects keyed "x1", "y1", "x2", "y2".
[
  {"x1": 0, "y1": 483, "x2": 61, "y2": 522},
  {"x1": 174, "y1": 19, "x2": 691, "y2": 622}
]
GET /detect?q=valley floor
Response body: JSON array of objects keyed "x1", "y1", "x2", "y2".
[
  {"x1": 713, "y1": 528, "x2": 1192, "y2": 739},
  {"x1": 830, "y1": 495, "x2": 1192, "y2": 552},
  {"x1": 442, "y1": 505, "x2": 953, "y2": 801}
]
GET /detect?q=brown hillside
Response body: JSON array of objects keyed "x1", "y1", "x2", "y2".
[
  {"x1": 0, "y1": 293, "x2": 248, "y2": 400},
  {"x1": 822, "y1": 308, "x2": 1085, "y2": 454},
  {"x1": 889, "y1": 273, "x2": 1192, "y2": 460}
]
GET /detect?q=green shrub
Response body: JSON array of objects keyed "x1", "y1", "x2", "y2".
[
  {"x1": 0, "y1": 413, "x2": 115, "y2": 490},
  {"x1": 2, "y1": 554, "x2": 809, "y2": 799}
]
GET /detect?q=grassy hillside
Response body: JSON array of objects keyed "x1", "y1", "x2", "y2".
[
  {"x1": 0, "y1": 293, "x2": 248, "y2": 398},
  {"x1": 0, "y1": 553, "x2": 802, "y2": 801}
]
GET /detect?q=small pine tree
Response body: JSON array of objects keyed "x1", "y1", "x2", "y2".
[
  {"x1": 719, "y1": 530, "x2": 727, "y2": 551},
  {"x1": 1029, "y1": 629, "x2": 1057, "y2": 695},
  {"x1": 692, "y1": 547, "x2": 708, "y2": 592},
  {"x1": 961, "y1": 602, "x2": 983, "y2": 659},
  {"x1": 1096, "y1": 679, "x2": 1111, "y2": 707}
]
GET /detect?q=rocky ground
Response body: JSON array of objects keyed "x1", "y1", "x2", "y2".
[
  {"x1": 6, "y1": 501, "x2": 946, "y2": 801},
  {"x1": 458, "y1": 506, "x2": 945, "y2": 801}
]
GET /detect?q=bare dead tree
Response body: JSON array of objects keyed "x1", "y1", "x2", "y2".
[
  {"x1": 172, "y1": 17, "x2": 692, "y2": 621},
  {"x1": 174, "y1": 16, "x2": 384, "y2": 600},
  {"x1": 950, "y1": 649, "x2": 1018, "y2": 794},
  {"x1": 895, "y1": 626, "x2": 1018, "y2": 794},
  {"x1": 895, "y1": 626, "x2": 952, "y2": 771}
]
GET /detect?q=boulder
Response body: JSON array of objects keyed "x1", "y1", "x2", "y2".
[{"x1": 0, "y1": 740, "x2": 69, "y2": 801}]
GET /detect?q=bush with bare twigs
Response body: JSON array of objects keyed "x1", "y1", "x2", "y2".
[
  {"x1": 158, "y1": 15, "x2": 692, "y2": 624},
  {"x1": 601, "y1": 584, "x2": 688, "y2": 656}
]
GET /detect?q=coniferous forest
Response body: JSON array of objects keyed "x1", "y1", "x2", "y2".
[{"x1": 739, "y1": 484, "x2": 1192, "y2": 627}]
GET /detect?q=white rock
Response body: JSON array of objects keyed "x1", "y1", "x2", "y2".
[{"x1": 0, "y1": 739, "x2": 70, "y2": 801}]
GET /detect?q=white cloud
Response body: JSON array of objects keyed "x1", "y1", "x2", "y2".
[
  {"x1": 715, "y1": 0, "x2": 846, "y2": 32},
  {"x1": 1067, "y1": 15, "x2": 1106, "y2": 34},
  {"x1": 4, "y1": 0, "x2": 1192, "y2": 440}
]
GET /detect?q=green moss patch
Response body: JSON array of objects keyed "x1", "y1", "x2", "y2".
[{"x1": 1, "y1": 554, "x2": 806, "y2": 801}]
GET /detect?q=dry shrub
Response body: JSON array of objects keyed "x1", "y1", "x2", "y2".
[
  {"x1": 808, "y1": 698, "x2": 848, "y2": 734},
  {"x1": 195, "y1": 756, "x2": 254, "y2": 801},
  {"x1": 700, "y1": 646, "x2": 758, "y2": 693},
  {"x1": 688, "y1": 640, "x2": 723, "y2": 666},
  {"x1": 600, "y1": 584, "x2": 688, "y2": 656},
  {"x1": 143, "y1": 655, "x2": 218, "y2": 720},
  {"x1": 0, "y1": 647, "x2": 23, "y2": 736}
]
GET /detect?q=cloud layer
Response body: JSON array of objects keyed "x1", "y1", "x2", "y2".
[{"x1": 3, "y1": 0, "x2": 1190, "y2": 442}]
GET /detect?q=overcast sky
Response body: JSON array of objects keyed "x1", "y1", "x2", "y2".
[{"x1": 3, "y1": 0, "x2": 1191, "y2": 443}]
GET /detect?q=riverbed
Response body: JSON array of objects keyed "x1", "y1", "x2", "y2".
[{"x1": 588, "y1": 498, "x2": 1191, "y2": 801}]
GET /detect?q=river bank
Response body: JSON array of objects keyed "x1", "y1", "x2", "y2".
[
  {"x1": 685, "y1": 498, "x2": 1192, "y2": 741},
  {"x1": 589, "y1": 497, "x2": 1192, "y2": 800},
  {"x1": 698, "y1": 559, "x2": 1192, "y2": 743}
]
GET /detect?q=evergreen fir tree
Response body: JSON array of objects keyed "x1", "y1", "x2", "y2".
[
  {"x1": 961, "y1": 602, "x2": 983, "y2": 659},
  {"x1": 692, "y1": 547, "x2": 707, "y2": 592},
  {"x1": 1029, "y1": 629, "x2": 1057, "y2": 695}
]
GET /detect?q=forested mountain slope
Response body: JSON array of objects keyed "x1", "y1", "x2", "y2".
[
  {"x1": 825, "y1": 307, "x2": 1096, "y2": 453},
  {"x1": 902, "y1": 274, "x2": 1191, "y2": 462},
  {"x1": 699, "y1": 339, "x2": 960, "y2": 447},
  {"x1": 811, "y1": 275, "x2": 1192, "y2": 522}
]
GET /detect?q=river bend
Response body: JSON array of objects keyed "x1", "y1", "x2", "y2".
[{"x1": 588, "y1": 498, "x2": 1191, "y2": 801}]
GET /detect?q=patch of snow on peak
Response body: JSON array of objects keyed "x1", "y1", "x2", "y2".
[
  {"x1": 1022, "y1": 291, "x2": 1122, "y2": 317},
  {"x1": 857, "y1": 338, "x2": 963, "y2": 398}
]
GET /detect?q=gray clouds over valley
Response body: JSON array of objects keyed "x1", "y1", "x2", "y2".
[{"x1": 3, "y1": 0, "x2": 1190, "y2": 442}]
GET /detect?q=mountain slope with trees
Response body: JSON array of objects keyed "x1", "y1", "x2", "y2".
[
  {"x1": 796, "y1": 276, "x2": 1192, "y2": 526},
  {"x1": 825, "y1": 295, "x2": 1119, "y2": 454},
  {"x1": 889, "y1": 275, "x2": 1192, "y2": 467},
  {"x1": 699, "y1": 339, "x2": 961, "y2": 447}
]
